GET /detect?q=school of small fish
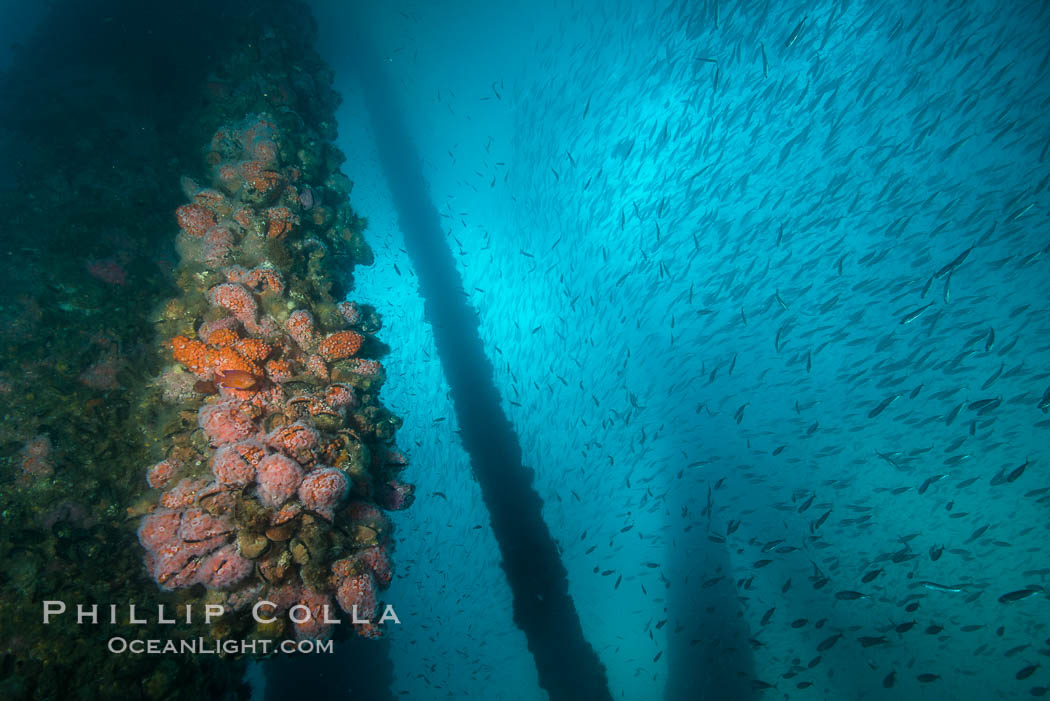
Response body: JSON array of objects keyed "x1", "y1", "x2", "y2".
[{"x1": 319, "y1": 0, "x2": 1050, "y2": 697}]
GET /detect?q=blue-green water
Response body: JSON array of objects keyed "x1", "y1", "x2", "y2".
[{"x1": 311, "y1": 0, "x2": 1050, "y2": 698}]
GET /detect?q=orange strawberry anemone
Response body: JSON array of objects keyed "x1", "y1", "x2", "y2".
[
  {"x1": 235, "y1": 337, "x2": 273, "y2": 362},
  {"x1": 171, "y1": 330, "x2": 272, "y2": 388},
  {"x1": 175, "y1": 203, "x2": 216, "y2": 237},
  {"x1": 171, "y1": 335, "x2": 210, "y2": 375},
  {"x1": 205, "y1": 327, "x2": 240, "y2": 347},
  {"x1": 318, "y1": 331, "x2": 364, "y2": 361}
]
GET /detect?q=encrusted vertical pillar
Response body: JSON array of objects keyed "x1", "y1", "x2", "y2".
[{"x1": 138, "y1": 29, "x2": 412, "y2": 644}]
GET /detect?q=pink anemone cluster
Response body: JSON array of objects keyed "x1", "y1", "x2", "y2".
[{"x1": 139, "y1": 115, "x2": 413, "y2": 641}]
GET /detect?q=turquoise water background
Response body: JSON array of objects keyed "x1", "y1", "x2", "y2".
[{"x1": 309, "y1": 0, "x2": 1050, "y2": 698}]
